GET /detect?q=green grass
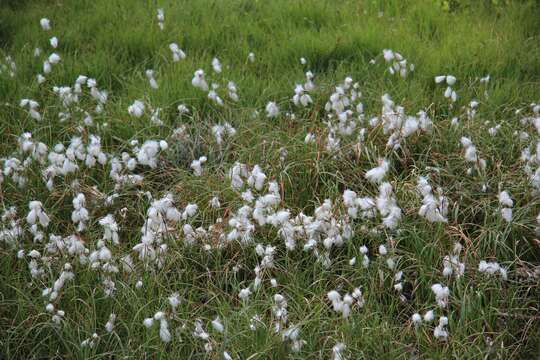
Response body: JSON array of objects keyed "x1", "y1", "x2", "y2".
[{"x1": 1, "y1": 0, "x2": 540, "y2": 358}]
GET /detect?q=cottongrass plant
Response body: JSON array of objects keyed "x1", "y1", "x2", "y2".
[{"x1": 1, "y1": 2, "x2": 539, "y2": 359}]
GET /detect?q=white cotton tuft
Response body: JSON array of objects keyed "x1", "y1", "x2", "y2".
[
  {"x1": 40, "y1": 18, "x2": 51, "y2": 30},
  {"x1": 265, "y1": 102, "x2": 280, "y2": 118},
  {"x1": 423, "y1": 310, "x2": 435, "y2": 322},
  {"x1": 211, "y1": 317, "x2": 224, "y2": 333},
  {"x1": 128, "y1": 100, "x2": 145, "y2": 118},
  {"x1": 212, "y1": 58, "x2": 222, "y2": 73},
  {"x1": 365, "y1": 159, "x2": 389, "y2": 183},
  {"x1": 159, "y1": 319, "x2": 171, "y2": 342},
  {"x1": 192, "y1": 69, "x2": 208, "y2": 91},
  {"x1": 498, "y1": 191, "x2": 513, "y2": 207}
]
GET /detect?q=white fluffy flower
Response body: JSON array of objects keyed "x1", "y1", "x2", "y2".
[
  {"x1": 365, "y1": 159, "x2": 389, "y2": 183},
  {"x1": 169, "y1": 43, "x2": 186, "y2": 61},
  {"x1": 40, "y1": 18, "x2": 51, "y2": 30},
  {"x1": 128, "y1": 100, "x2": 145, "y2": 117},
  {"x1": 212, "y1": 57, "x2": 222, "y2": 73},
  {"x1": 49, "y1": 37, "x2": 58, "y2": 48},
  {"x1": 27, "y1": 201, "x2": 50, "y2": 227},
  {"x1": 211, "y1": 317, "x2": 224, "y2": 333},
  {"x1": 265, "y1": 102, "x2": 280, "y2": 118},
  {"x1": 431, "y1": 283, "x2": 450, "y2": 308},
  {"x1": 192, "y1": 69, "x2": 208, "y2": 91},
  {"x1": 190, "y1": 156, "x2": 207, "y2": 176}
]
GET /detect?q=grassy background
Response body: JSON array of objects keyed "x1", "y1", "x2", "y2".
[{"x1": 1, "y1": 0, "x2": 539, "y2": 358}]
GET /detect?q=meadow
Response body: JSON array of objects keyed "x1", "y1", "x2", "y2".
[{"x1": 1, "y1": 0, "x2": 539, "y2": 358}]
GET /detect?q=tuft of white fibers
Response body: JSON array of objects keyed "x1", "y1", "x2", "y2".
[
  {"x1": 282, "y1": 325, "x2": 306, "y2": 352},
  {"x1": 145, "y1": 70, "x2": 158, "y2": 89},
  {"x1": 375, "y1": 182, "x2": 401, "y2": 226},
  {"x1": 239, "y1": 287, "x2": 251, "y2": 300},
  {"x1": 412, "y1": 313, "x2": 422, "y2": 325},
  {"x1": 40, "y1": 18, "x2": 51, "y2": 30},
  {"x1": 488, "y1": 124, "x2": 501, "y2": 136},
  {"x1": 210, "y1": 196, "x2": 221, "y2": 209},
  {"x1": 48, "y1": 53, "x2": 61, "y2": 64},
  {"x1": 247, "y1": 165, "x2": 267, "y2": 191},
  {"x1": 99, "y1": 214, "x2": 119, "y2": 245},
  {"x1": 437, "y1": 74, "x2": 458, "y2": 102},
  {"x1": 49, "y1": 36, "x2": 58, "y2": 48},
  {"x1": 19, "y1": 99, "x2": 42, "y2": 121},
  {"x1": 326, "y1": 287, "x2": 364, "y2": 318},
  {"x1": 359, "y1": 245, "x2": 368, "y2": 255},
  {"x1": 208, "y1": 83, "x2": 224, "y2": 106},
  {"x1": 175, "y1": 104, "x2": 189, "y2": 116},
  {"x1": 332, "y1": 342, "x2": 346, "y2": 360},
  {"x1": 500, "y1": 208, "x2": 513, "y2": 223},
  {"x1": 159, "y1": 318, "x2": 171, "y2": 342},
  {"x1": 156, "y1": 8, "x2": 165, "y2": 30},
  {"x1": 212, "y1": 316, "x2": 224, "y2": 333},
  {"x1": 498, "y1": 191, "x2": 513, "y2": 207},
  {"x1": 460, "y1": 136, "x2": 486, "y2": 173},
  {"x1": 498, "y1": 190, "x2": 514, "y2": 222},
  {"x1": 71, "y1": 193, "x2": 89, "y2": 232},
  {"x1": 143, "y1": 318, "x2": 154, "y2": 328},
  {"x1": 423, "y1": 310, "x2": 435, "y2": 322},
  {"x1": 365, "y1": 159, "x2": 389, "y2": 183},
  {"x1": 168, "y1": 292, "x2": 181, "y2": 311},
  {"x1": 43, "y1": 60, "x2": 51, "y2": 74},
  {"x1": 433, "y1": 316, "x2": 449, "y2": 340},
  {"x1": 304, "y1": 132, "x2": 316, "y2": 144},
  {"x1": 431, "y1": 283, "x2": 450, "y2": 308},
  {"x1": 359, "y1": 245, "x2": 370, "y2": 268},
  {"x1": 446, "y1": 75, "x2": 456, "y2": 85},
  {"x1": 434, "y1": 75, "x2": 446, "y2": 84},
  {"x1": 227, "y1": 82, "x2": 239, "y2": 102},
  {"x1": 382, "y1": 49, "x2": 414, "y2": 78},
  {"x1": 51, "y1": 309, "x2": 65, "y2": 324},
  {"x1": 105, "y1": 313, "x2": 116, "y2": 333},
  {"x1": 417, "y1": 176, "x2": 448, "y2": 223},
  {"x1": 190, "y1": 156, "x2": 207, "y2": 176},
  {"x1": 304, "y1": 70, "x2": 315, "y2": 91},
  {"x1": 193, "y1": 319, "x2": 210, "y2": 340},
  {"x1": 292, "y1": 84, "x2": 312, "y2": 107},
  {"x1": 265, "y1": 102, "x2": 280, "y2": 118},
  {"x1": 442, "y1": 243, "x2": 465, "y2": 279},
  {"x1": 212, "y1": 57, "x2": 222, "y2": 73},
  {"x1": 169, "y1": 43, "x2": 186, "y2": 61},
  {"x1": 212, "y1": 122, "x2": 237, "y2": 145},
  {"x1": 136, "y1": 140, "x2": 167, "y2": 168},
  {"x1": 81, "y1": 333, "x2": 98, "y2": 348},
  {"x1": 27, "y1": 201, "x2": 50, "y2": 227},
  {"x1": 478, "y1": 260, "x2": 508, "y2": 280},
  {"x1": 182, "y1": 203, "x2": 198, "y2": 220},
  {"x1": 192, "y1": 69, "x2": 208, "y2": 91},
  {"x1": 128, "y1": 100, "x2": 145, "y2": 118},
  {"x1": 248, "y1": 52, "x2": 255, "y2": 62}
]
